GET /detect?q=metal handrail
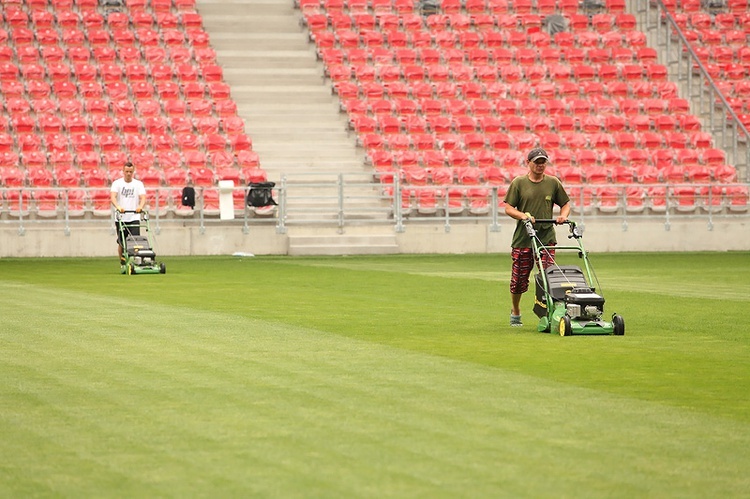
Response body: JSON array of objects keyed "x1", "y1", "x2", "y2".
[{"x1": 1, "y1": 179, "x2": 748, "y2": 235}]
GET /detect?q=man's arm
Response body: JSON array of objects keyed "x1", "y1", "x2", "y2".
[
  {"x1": 556, "y1": 202, "x2": 571, "y2": 224},
  {"x1": 504, "y1": 204, "x2": 532, "y2": 222},
  {"x1": 136, "y1": 194, "x2": 146, "y2": 212},
  {"x1": 110, "y1": 191, "x2": 122, "y2": 212}
]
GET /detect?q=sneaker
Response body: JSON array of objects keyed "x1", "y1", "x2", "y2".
[{"x1": 510, "y1": 314, "x2": 523, "y2": 327}]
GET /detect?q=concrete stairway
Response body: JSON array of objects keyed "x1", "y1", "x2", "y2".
[
  {"x1": 287, "y1": 227, "x2": 400, "y2": 255},
  {"x1": 197, "y1": 0, "x2": 368, "y2": 181},
  {"x1": 196, "y1": 0, "x2": 399, "y2": 250}
]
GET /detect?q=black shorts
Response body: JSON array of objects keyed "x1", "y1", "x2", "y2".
[{"x1": 116, "y1": 220, "x2": 140, "y2": 245}]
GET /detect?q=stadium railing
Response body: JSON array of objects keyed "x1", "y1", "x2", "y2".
[{"x1": 1, "y1": 177, "x2": 748, "y2": 236}]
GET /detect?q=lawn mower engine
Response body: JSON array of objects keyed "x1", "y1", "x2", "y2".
[
  {"x1": 125, "y1": 235, "x2": 157, "y2": 267},
  {"x1": 564, "y1": 287, "x2": 606, "y2": 321}
]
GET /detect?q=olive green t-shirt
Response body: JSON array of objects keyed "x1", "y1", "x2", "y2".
[{"x1": 504, "y1": 174, "x2": 570, "y2": 248}]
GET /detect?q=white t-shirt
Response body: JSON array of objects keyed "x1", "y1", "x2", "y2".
[{"x1": 111, "y1": 177, "x2": 146, "y2": 222}]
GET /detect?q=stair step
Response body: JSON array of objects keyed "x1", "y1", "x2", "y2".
[
  {"x1": 199, "y1": 0, "x2": 370, "y2": 216},
  {"x1": 288, "y1": 234, "x2": 399, "y2": 256}
]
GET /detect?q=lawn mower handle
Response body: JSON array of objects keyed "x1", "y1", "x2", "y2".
[
  {"x1": 527, "y1": 219, "x2": 582, "y2": 239},
  {"x1": 529, "y1": 219, "x2": 573, "y2": 225},
  {"x1": 115, "y1": 210, "x2": 149, "y2": 221}
]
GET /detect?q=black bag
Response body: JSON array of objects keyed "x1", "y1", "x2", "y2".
[
  {"x1": 247, "y1": 182, "x2": 277, "y2": 208},
  {"x1": 181, "y1": 186, "x2": 195, "y2": 208}
]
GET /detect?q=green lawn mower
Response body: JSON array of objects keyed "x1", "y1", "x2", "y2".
[
  {"x1": 526, "y1": 219, "x2": 624, "y2": 336},
  {"x1": 117, "y1": 211, "x2": 166, "y2": 276}
]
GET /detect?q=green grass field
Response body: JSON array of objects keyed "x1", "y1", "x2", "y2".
[{"x1": 2, "y1": 252, "x2": 749, "y2": 497}]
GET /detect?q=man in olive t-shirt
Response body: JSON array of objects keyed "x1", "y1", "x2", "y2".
[{"x1": 503, "y1": 148, "x2": 571, "y2": 327}]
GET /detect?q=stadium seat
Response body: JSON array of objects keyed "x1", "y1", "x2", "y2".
[
  {"x1": 622, "y1": 186, "x2": 646, "y2": 213},
  {"x1": 90, "y1": 188, "x2": 113, "y2": 217},
  {"x1": 672, "y1": 186, "x2": 700, "y2": 212},
  {"x1": 568, "y1": 186, "x2": 595, "y2": 214},
  {"x1": 725, "y1": 184, "x2": 749, "y2": 211},
  {"x1": 596, "y1": 186, "x2": 620, "y2": 213},
  {"x1": 138, "y1": 166, "x2": 164, "y2": 188},
  {"x1": 33, "y1": 189, "x2": 60, "y2": 218},
  {"x1": 82, "y1": 168, "x2": 109, "y2": 187},
  {"x1": 144, "y1": 189, "x2": 170, "y2": 217}
]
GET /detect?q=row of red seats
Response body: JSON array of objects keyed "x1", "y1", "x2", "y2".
[
  {"x1": 327, "y1": 64, "x2": 669, "y2": 92},
  {"x1": 0, "y1": 145, "x2": 260, "y2": 174},
  {"x1": 342, "y1": 95, "x2": 691, "y2": 119},
  {"x1": 356, "y1": 127, "x2": 718, "y2": 150},
  {"x1": 693, "y1": 45, "x2": 750, "y2": 69},
  {"x1": 372, "y1": 140, "x2": 726, "y2": 162},
  {"x1": 358, "y1": 127, "x2": 716, "y2": 151},
  {"x1": 0, "y1": 43, "x2": 218, "y2": 68},
  {"x1": 0, "y1": 81, "x2": 229, "y2": 105},
  {"x1": 306, "y1": 11, "x2": 638, "y2": 35},
  {"x1": 7, "y1": 147, "x2": 259, "y2": 171},
  {"x1": 0, "y1": 58, "x2": 223, "y2": 84},
  {"x1": 300, "y1": 0, "x2": 625, "y2": 16},
  {"x1": 0, "y1": 59, "x2": 224, "y2": 87},
  {"x1": 393, "y1": 184, "x2": 749, "y2": 215},
  {"x1": 366, "y1": 149, "x2": 736, "y2": 180},
  {"x1": 0, "y1": 25, "x2": 211, "y2": 49},
  {"x1": 1, "y1": 95, "x2": 237, "y2": 117},
  {"x1": 2, "y1": 81, "x2": 230, "y2": 106},
  {"x1": 0, "y1": 185, "x2": 275, "y2": 218},
  {"x1": 672, "y1": 10, "x2": 750, "y2": 31},
  {"x1": 0, "y1": 0, "x2": 196, "y2": 13},
  {"x1": 0, "y1": 112, "x2": 244, "y2": 134},
  {"x1": 0, "y1": 131, "x2": 250, "y2": 157},
  {"x1": 311, "y1": 22, "x2": 650, "y2": 48},
  {"x1": 334, "y1": 79, "x2": 680, "y2": 101},
  {"x1": 0, "y1": 156, "x2": 264, "y2": 189},
  {"x1": 326, "y1": 62, "x2": 663, "y2": 85},
  {"x1": 0, "y1": 7, "x2": 202, "y2": 30},
  {"x1": 661, "y1": 0, "x2": 749, "y2": 12},
  {"x1": 321, "y1": 45, "x2": 657, "y2": 68},
  {"x1": 328, "y1": 66, "x2": 669, "y2": 95}
]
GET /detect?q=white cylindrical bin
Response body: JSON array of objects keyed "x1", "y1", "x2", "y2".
[{"x1": 218, "y1": 180, "x2": 235, "y2": 220}]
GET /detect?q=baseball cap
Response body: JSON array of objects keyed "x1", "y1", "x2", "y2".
[{"x1": 527, "y1": 148, "x2": 549, "y2": 163}]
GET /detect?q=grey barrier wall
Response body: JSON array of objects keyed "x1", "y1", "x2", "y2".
[{"x1": 1, "y1": 175, "x2": 749, "y2": 257}]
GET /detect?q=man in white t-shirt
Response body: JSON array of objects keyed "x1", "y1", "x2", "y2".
[{"x1": 110, "y1": 162, "x2": 146, "y2": 264}]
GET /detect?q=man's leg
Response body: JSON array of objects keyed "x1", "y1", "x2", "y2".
[
  {"x1": 509, "y1": 248, "x2": 534, "y2": 325},
  {"x1": 117, "y1": 222, "x2": 131, "y2": 264},
  {"x1": 511, "y1": 292, "x2": 523, "y2": 317},
  {"x1": 538, "y1": 246, "x2": 556, "y2": 271},
  {"x1": 116, "y1": 221, "x2": 125, "y2": 263}
]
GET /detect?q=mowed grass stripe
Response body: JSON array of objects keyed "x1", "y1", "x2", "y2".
[
  {"x1": 2, "y1": 283, "x2": 749, "y2": 497},
  {"x1": 272, "y1": 255, "x2": 750, "y2": 301}
]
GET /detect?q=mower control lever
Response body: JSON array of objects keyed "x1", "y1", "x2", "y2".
[{"x1": 523, "y1": 219, "x2": 536, "y2": 237}]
